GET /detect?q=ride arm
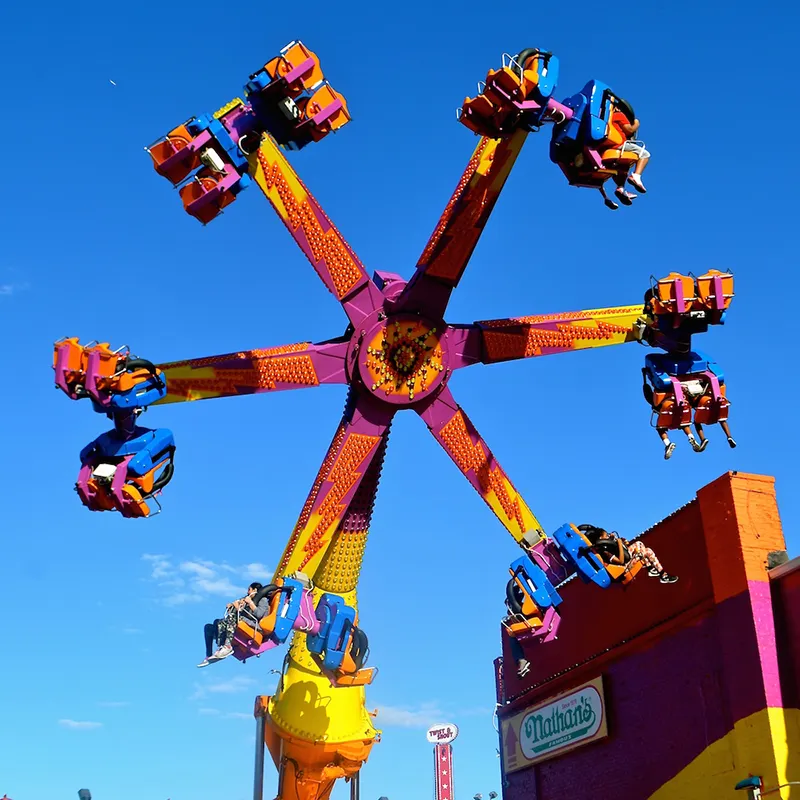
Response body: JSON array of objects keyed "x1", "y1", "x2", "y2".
[
  {"x1": 271, "y1": 391, "x2": 395, "y2": 581},
  {"x1": 441, "y1": 304, "x2": 645, "y2": 368},
  {"x1": 393, "y1": 129, "x2": 529, "y2": 319},
  {"x1": 153, "y1": 338, "x2": 349, "y2": 404},
  {"x1": 415, "y1": 385, "x2": 545, "y2": 549},
  {"x1": 247, "y1": 136, "x2": 383, "y2": 327}
]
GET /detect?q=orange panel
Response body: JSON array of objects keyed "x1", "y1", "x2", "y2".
[{"x1": 698, "y1": 473, "x2": 786, "y2": 605}]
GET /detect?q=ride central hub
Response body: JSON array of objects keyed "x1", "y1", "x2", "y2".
[{"x1": 358, "y1": 314, "x2": 448, "y2": 405}]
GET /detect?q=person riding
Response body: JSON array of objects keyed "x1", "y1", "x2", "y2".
[
  {"x1": 646, "y1": 374, "x2": 737, "y2": 459},
  {"x1": 613, "y1": 98, "x2": 650, "y2": 193},
  {"x1": 504, "y1": 582, "x2": 533, "y2": 679},
  {"x1": 198, "y1": 581, "x2": 276, "y2": 668},
  {"x1": 601, "y1": 98, "x2": 651, "y2": 210},
  {"x1": 582, "y1": 526, "x2": 678, "y2": 584}
]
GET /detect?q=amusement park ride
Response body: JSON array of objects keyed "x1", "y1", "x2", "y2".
[{"x1": 52, "y1": 42, "x2": 735, "y2": 800}]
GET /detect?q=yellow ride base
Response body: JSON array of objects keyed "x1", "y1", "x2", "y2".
[{"x1": 260, "y1": 588, "x2": 380, "y2": 800}]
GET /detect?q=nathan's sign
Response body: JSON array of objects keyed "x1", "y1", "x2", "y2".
[{"x1": 501, "y1": 677, "x2": 607, "y2": 772}]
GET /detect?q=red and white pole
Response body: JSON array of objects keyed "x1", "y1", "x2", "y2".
[
  {"x1": 427, "y1": 723, "x2": 459, "y2": 800},
  {"x1": 434, "y1": 743, "x2": 454, "y2": 800}
]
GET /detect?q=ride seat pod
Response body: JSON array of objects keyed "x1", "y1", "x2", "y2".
[
  {"x1": 552, "y1": 522, "x2": 612, "y2": 589},
  {"x1": 508, "y1": 555, "x2": 563, "y2": 614},
  {"x1": 306, "y1": 593, "x2": 354, "y2": 656}
]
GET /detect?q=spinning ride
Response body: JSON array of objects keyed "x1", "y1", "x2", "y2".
[{"x1": 52, "y1": 42, "x2": 736, "y2": 800}]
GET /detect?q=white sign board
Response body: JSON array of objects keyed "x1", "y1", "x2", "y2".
[
  {"x1": 426, "y1": 722, "x2": 459, "y2": 744},
  {"x1": 501, "y1": 676, "x2": 607, "y2": 772}
]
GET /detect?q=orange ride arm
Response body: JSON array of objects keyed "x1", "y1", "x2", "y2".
[
  {"x1": 395, "y1": 128, "x2": 529, "y2": 319},
  {"x1": 475, "y1": 304, "x2": 644, "y2": 364},
  {"x1": 154, "y1": 339, "x2": 349, "y2": 404},
  {"x1": 271, "y1": 393, "x2": 395, "y2": 582},
  {"x1": 248, "y1": 136, "x2": 383, "y2": 327},
  {"x1": 415, "y1": 385, "x2": 545, "y2": 548}
]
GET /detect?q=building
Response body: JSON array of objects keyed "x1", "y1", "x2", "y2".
[{"x1": 495, "y1": 472, "x2": 800, "y2": 800}]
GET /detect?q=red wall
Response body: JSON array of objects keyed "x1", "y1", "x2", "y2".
[{"x1": 496, "y1": 472, "x2": 796, "y2": 800}]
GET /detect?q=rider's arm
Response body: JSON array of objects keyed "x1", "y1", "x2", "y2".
[{"x1": 622, "y1": 119, "x2": 640, "y2": 136}]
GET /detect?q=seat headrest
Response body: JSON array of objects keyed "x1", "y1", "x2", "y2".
[{"x1": 253, "y1": 583, "x2": 281, "y2": 605}]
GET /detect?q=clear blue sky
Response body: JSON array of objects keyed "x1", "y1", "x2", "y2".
[{"x1": 1, "y1": 1, "x2": 798, "y2": 798}]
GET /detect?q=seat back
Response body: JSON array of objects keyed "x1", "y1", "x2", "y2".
[
  {"x1": 582, "y1": 80, "x2": 615, "y2": 144},
  {"x1": 338, "y1": 626, "x2": 369, "y2": 675},
  {"x1": 273, "y1": 577, "x2": 305, "y2": 642},
  {"x1": 299, "y1": 83, "x2": 351, "y2": 141},
  {"x1": 251, "y1": 586, "x2": 284, "y2": 637},
  {"x1": 695, "y1": 270, "x2": 734, "y2": 311},
  {"x1": 307, "y1": 593, "x2": 346, "y2": 655},
  {"x1": 508, "y1": 555, "x2": 563, "y2": 612},
  {"x1": 321, "y1": 601, "x2": 357, "y2": 671},
  {"x1": 517, "y1": 50, "x2": 559, "y2": 101},
  {"x1": 651, "y1": 273, "x2": 698, "y2": 315},
  {"x1": 485, "y1": 66, "x2": 524, "y2": 104},
  {"x1": 258, "y1": 42, "x2": 324, "y2": 96},
  {"x1": 549, "y1": 92, "x2": 586, "y2": 152},
  {"x1": 148, "y1": 123, "x2": 201, "y2": 185},
  {"x1": 694, "y1": 387, "x2": 729, "y2": 424},
  {"x1": 645, "y1": 351, "x2": 711, "y2": 388}
]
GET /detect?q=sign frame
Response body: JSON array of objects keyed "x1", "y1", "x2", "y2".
[
  {"x1": 500, "y1": 676, "x2": 608, "y2": 773},
  {"x1": 426, "y1": 723, "x2": 459, "y2": 744}
]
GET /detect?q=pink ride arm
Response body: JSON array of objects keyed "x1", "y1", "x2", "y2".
[
  {"x1": 248, "y1": 137, "x2": 383, "y2": 327},
  {"x1": 415, "y1": 386, "x2": 545, "y2": 548},
  {"x1": 154, "y1": 340, "x2": 348, "y2": 404},
  {"x1": 272, "y1": 393, "x2": 395, "y2": 581},
  {"x1": 395, "y1": 129, "x2": 530, "y2": 319}
]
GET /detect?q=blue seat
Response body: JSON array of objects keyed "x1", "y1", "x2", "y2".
[
  {"x1": 272, "y1": 578, "x2": 306, "y2": 642},
  {"x1": 549, "y1": 92, "x2": 586, "y2": 153},
  {"x1": 514, "y1": 49, "x2": 560, "y2": 128},
  {"x1": 552, "y1": 523, "x2": 611, "y2": 589},
  {"x1": 644, "y1": 351, "x2": 724, "y2": 390},
  {"x1": 101, "y1": 375, "x2": 167, "y2": 412},
  {"x1": 80, "y1": 426, "x2": 175, "y2": 474},
  {"x1": 321, "y1": 602, "x2": 357, "y2": 670},
  {"x1": 307, "y1": 593, "x2": 348, "y2": 655},
  {"x1": 535, "y1": 53, "x2": 559, "y2": 100},
  {"x1": 509, "y1": 555, "x2": 563, "y2": 610},
  {"x1": 581, "y1": 80, "x2": 614, "y2": 144}
]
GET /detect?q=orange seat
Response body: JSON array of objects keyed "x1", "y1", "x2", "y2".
[
  {"x1": 693, "y1": 385, "x2": 729, "y2": 425},
  {"x1": 148, "y1": 124, "x2": 201, "y2": 185},
  {"x1": 118, "y1": 484, "x2": 151, "y2": 517},
  {"x1": 110, "y1": 366, "x2": 162, "y2": 394},
  {"x1": 599, "y1": 148, "x2": 639, "y2": 168},
  {"x1": 653, "y1": 391, "x2": 691, "y2": 429},
  {"x1": 82, "y1": 479, "x2": 117, "y2": 512},
  {"x1": 460, "y1": 95, "x2": 505, "y2": 137},
  {"x1": 299, "y1": 84, "x2": 351, "y2": 141},
  {"x1": 503, "y1": 615, "x2": 544, "y2": 637},
  {"x1": 606, "y1": 559, "x2": 643, "y2": 585},
  {"x1": 330, "y1": 667, "x2": 376, "y2": 687},
  {"x1": 652, "y1": 273, "x2": 698, "y2": 315},
  {"x1": 485, "y1": 67, "x2": 524, "y2": 103},
  {"x1": 126, "y1": 456, "x2": 171, "y2": 497},
  {"x1": 696, "y1": 269, "x2": 734, "y2": 311},
  {"x1": 179, "y1": 169, "x2": 237, "y2": 224},
  {"x1": 53, "y1": 337, "x2": 84, "y2": 371},
  {"x1": 235, "y1": 588, "x2": 286, "y2": 646},
  {"x1": 263, "y1": 42, "x2": 324, "y2": 95}
]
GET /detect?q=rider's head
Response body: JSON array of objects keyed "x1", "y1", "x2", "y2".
[{"x1": 247, "y1": 582, "x2": 264, "y2": 596}]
